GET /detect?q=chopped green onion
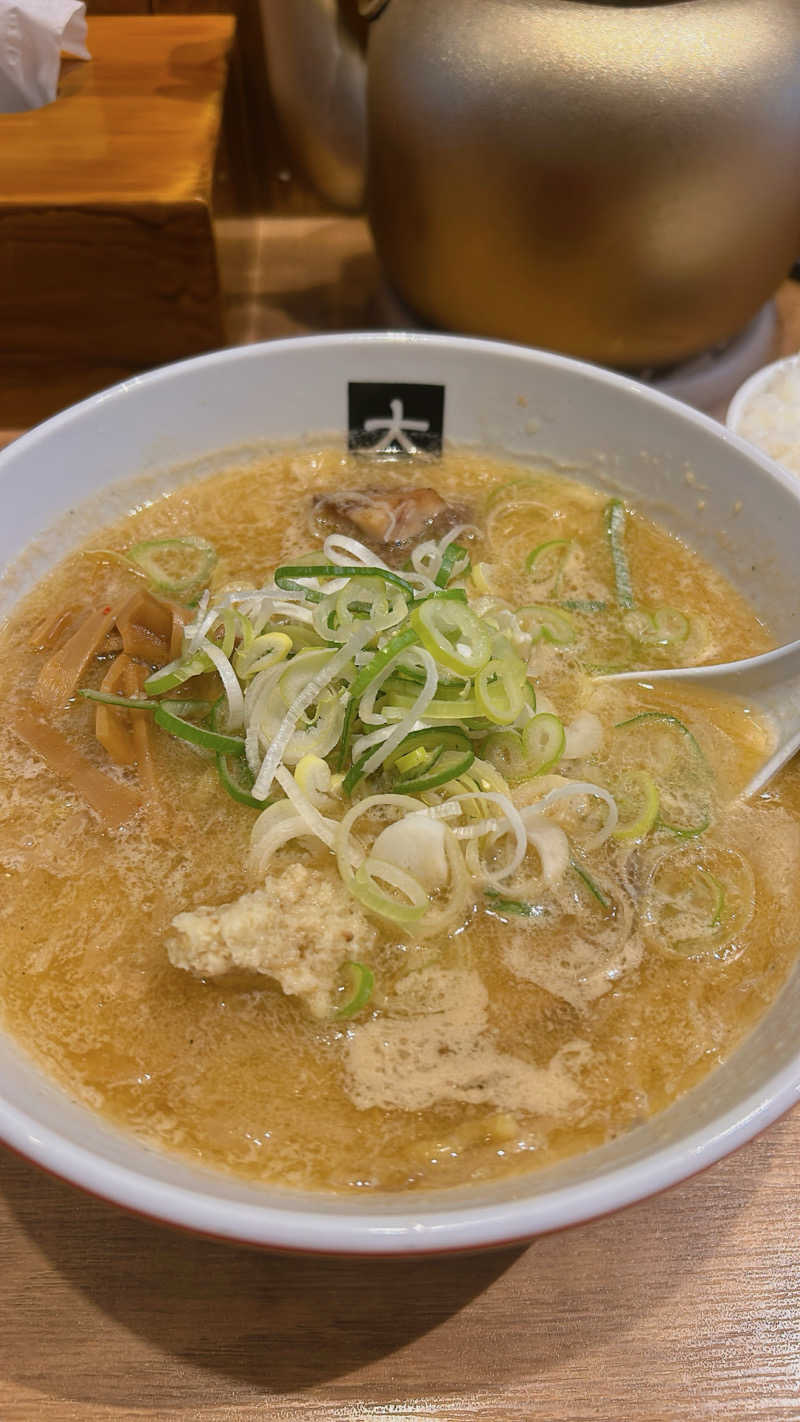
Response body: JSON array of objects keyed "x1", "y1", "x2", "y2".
[
  {"x1": 392, "y1": 748, "x2": 469, "y2": 794},
  {"x1": 234, "y1": 630, "x2": 292, "y2": 680},
  {"x1": 153, "y1": 704, "x2": 246, "y2": 755},
  {"x1": 336, "y1": 698, "x2": 358, "y2": 774},
  {"x1": 351, "y1": 628, "x2": 418, "y2": 702},
  {"x1": 143, "y1": 651, "x2": 210, "y2": 696},
  {"x1": 652, "y1": 608, "x2": 690, "y2": 644},
  {"x1": 410, "y1": 598, "x2": 491, "y2": 676},
  {"x1": 605, "y1": 498, "x2": 634, "y2": 610},
  {"x1": 517, "y1": 604, "x2": 577, "y2": 646},
  {"x1": 697, "y1": 867, "x2": 726, "y2": 928},
  {"x1": 614, "y1": 711, "x2": 705, "y2": 759},
  {"x1": 330, "y1": 577, "x2": 408, "y2": 639},
  {"x1": 342, "y1": 746, "x2": 374, "y2": 797},
  {"x1": 127, "y1": 536, "x2": 217, "y2": 601},
  {"x1": 350, "y1": 858, "x2": 428, "y2": 926},
  {"x1": 485, "y1": 477, "x2": 542, "y2": 511},
  {"x1": 474, "y1": 656, "x2": 528, "y2": 725},
  {"x1": 561, "y1": 598, "x2": 608, "y2": 613},
  {"x1": 624, "y1": 607, "x2": 690, "y2": 647},
  {"x1": 160, "y1": 699, "x2": 215, "y2": 720},
  {"x1": 484, "y1": 889, "x2": 538, "y2": 918},
  {"x1": 570, "y1": 858, "x2": 612, "y2": 911},
  {"x1": 395, "y1": 746, "x2": 429, "y2": 774},
  {"x1": 525, "y1": 539, "x2": 571, "y2": 587},
  {"x1": 641, "y1": 847, "x2": 754, "y2": 958},
  {"x1": 275, "y1": 564, "x2": 415, "y2": 600},
  {"x1": 278, "y1": 648, "x2": 341, "y2": 707},
  {"x1": 414, "y1": 587, "x2": 469, "y2": 606},
  {"x1": 207, "y1": 697, "x2": 264, "y2": 806},
  {"x1": 80, "y1": 689, "x2": 157, "y2": 711},
  {"x1": 435, "y1": 543, "x2": 469, "y2": 588},
  {"x1": 614, "y1": 712, "x2": 711, "y2": 838},
  {"x1": 659, "y1": 812, "x2": 711, "y2": 840},
  {"x1": 522, "y1": 713, "x2": 566, "y2": 774},
  {"x1": 216, "y1": 752, "x2": 265, "y2": 808},
  {"x1": 612, "y1": 769, "x2": 660, "y2": 841},
  {"x1": 382, "y1": 692, "x2": 483, "y2": 721},
  {"x1": 336, "y1": 626, "x2": 419, "y2": 771},
  {"x1": 470, "y1": 562, "x2": 494, "y2": 594},
  {"x1": 481, "y1": 729, "x2": 527, "y2": 779},
  {"x1": 334, "y1": 962, "x2": 375, "y2": 1018},
  {"x1": 385, "y1": 726, "x2": 474, "y2": 793}
]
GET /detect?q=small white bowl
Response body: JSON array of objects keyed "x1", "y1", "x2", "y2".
[
  {"x1": 1, "y1": 333, "x2": 800, "y2": 1255},
  {"x1": 726, "y1": 351, "x2": 800, "y2": 474}
]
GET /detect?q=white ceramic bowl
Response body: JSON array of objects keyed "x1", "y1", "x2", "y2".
[{"x1": 2, "y1": 333, "x2": 800, "y2": 1255}]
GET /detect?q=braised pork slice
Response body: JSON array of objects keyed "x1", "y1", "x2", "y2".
[{"x1": 313, "y1": 487, "x2": 467, "y2": 561}]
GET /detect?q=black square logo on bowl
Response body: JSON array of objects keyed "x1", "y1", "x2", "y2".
[{"x1": 348, "y1": 382, "x2": 445, "y2": 455}]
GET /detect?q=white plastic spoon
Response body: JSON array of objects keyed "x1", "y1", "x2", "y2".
[{"x1": 596, "y1": 637, "x2": 800, "y2": 798}]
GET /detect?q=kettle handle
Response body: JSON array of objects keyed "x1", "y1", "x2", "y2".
[{"x1": 260, "y1": 0, "x2": 369, "y2": 211}]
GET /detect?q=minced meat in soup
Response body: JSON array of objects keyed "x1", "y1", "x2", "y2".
[{"x1": 0, "y1": 448, "x2": 798, "y2": 1192}]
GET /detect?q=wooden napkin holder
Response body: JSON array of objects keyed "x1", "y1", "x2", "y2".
[{"x1": 0, "y1": 15, "x2": 234, "y2": 427}]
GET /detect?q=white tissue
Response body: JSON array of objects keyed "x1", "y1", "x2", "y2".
[{"x1": 0, "y1": 1, "x2": 89, "y2": 114}]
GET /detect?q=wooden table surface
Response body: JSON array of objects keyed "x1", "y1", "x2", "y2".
[{"x1": 1, "y1": 219, "x2": 800, "y2": 1421}]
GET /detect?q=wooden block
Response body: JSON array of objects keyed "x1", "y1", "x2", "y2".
[{"x1": 0, "y1": 16, "x2": 234, "y2": 426}]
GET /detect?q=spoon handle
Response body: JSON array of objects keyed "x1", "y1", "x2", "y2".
[
  {"x1": 596, "y1": 637, "x2": 800, "y2": 798},
  {"x1": 595, "y1": 636, "x2": 800, "y2": 696}
]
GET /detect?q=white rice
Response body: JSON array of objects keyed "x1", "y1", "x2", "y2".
[{"x1": 734, "y1": 360, "x2": 800, "y2": 475}]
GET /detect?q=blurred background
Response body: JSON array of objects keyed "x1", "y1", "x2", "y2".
[
  {"x1": 5, "y1": 0, "x2": 800, "y2": 428},
  {"x1": 87, "y1": 0, "x2": 366, "y2": 216}
]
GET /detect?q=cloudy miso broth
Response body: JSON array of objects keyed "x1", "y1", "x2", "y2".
[{"x1": 0, "y1": 447, "x2": 798, "y2": 1193}]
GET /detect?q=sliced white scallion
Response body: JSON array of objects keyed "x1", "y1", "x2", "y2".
[
  {"x1": 534, "y1": 780, "x2": 619, "y2": 849},
  {"x1": 322, "y1": 533, "x2": 391, "y2": 570},
  {"x1": 360, "y1": 647, "x2": 438, "y2": 776},
  {"x1": 438, "y1": 522, "x2": 481, "y2": 554},
  {"x1": 371, "y1": 813, "x2": 450, "y2": 894},
  {"x1": 293, "y1": 754, "x2": 335, "y2": 808},
  {"x1": 249, "y1": 802, "x2": 310, "y2": 876},
  {"x1": 274, "y1": 765, "x2": 337, "y2": 849},
  {"x1": 197, "y1": 637, "x2": 244, "y2": 731},
  {"x1": 425, "y1": 790, "x2": 528, "y2": 882},
  {"x1": 251, "y1": 621, "x2": 375, "y2": 801}
]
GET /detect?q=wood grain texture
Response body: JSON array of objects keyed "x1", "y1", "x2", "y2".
[
  {"x1": 0, "y1": 16, "x2": 233, "y2": 426},
  {"x1": 86, "y1": 2, "x2": 153, "y2": 13},
  {"x1": 3, "y1": 17, "x2": 233, "y2": 204},
  {"x1": 0, "y1": 1113, "x2": 798, "y2": 1420},
  {"x1": 0, "y1": 237, "x2": 800, "y2": 1422}
]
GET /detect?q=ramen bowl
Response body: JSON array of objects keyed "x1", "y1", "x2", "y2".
[{"x1": 1, "y1": 332, "x2": 799, "y2": 1255}]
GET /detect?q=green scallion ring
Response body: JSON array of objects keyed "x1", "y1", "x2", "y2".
[
  {"x1": 614, "y1": 711, "x2": 706, "y2": 761},
  {"x1": 153, "y1": 704, "x2": 246, "y2": 755},
  {"x1": 522, "y1": 713, "x2": 565, "y2": 774},
  {"x1": 342, "y1": 746, "x2": 374, "y2": 797},
  {"x1": 605, "y1": 498, "x2": 634, "y2": 610},
  {"x1": 524, "y1": 538, "x2": 571, "y2": 582},
  {"x1": 484, "y1": 889, "x2": 537, "y2": 918},
  {"x1": 571, "y1": 858, "x2": 612, "y2": 911},
  {"x1": 334, "y1": 961, "x2": 375, "y2": 1018},
  {"x1": 215, "y1": 752, "x2": 265, "y2": 808},
  {"x1": 385, "y1": 725, "x2": 474, "y2": 794},
  {"x1": 275, "y1": 564, "x2": 415, "y2": 599},
  {"x1": 127, "y1": 535, "x2": 217, "y2": 601},
  {"x1": 434, "y1": 543, "x2": 468, "y2": 589},
  {"x1": 80, "y1": 689, "x2": 158, "y2": 711}
]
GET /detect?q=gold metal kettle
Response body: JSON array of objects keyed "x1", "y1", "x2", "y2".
[{"x1": 261, "y1": 0, "x2": 800, "y2": 368}]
